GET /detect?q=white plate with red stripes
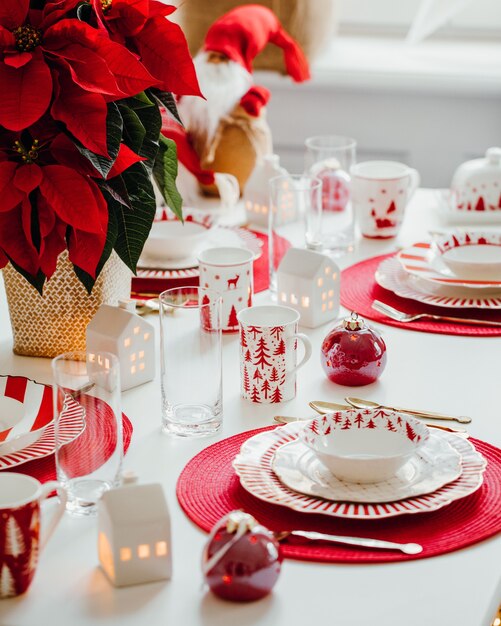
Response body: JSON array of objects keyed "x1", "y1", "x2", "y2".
[
  {"x1": 0, "y1": 376, "x2": 57, "y2": 455},
  {"x1": 233, "y1": 422, "x2": 486, "y2": 520},
  {"x1": 376, "y1": 257, "x2": 501, "y2": 309},
  {"x1": 0, "y1": 394, "x2": 85, "y2": 470},
  {"x1": 397, "y1": 242, "x2": 501, "y2": 291}
]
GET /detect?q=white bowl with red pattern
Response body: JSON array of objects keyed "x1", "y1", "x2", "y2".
[
  {"x1": 432, "y1": 232, "x2": 501, "y2": 281},
  {"x1": 299, "y1": 409, "x2": 429, "y2": 484}
]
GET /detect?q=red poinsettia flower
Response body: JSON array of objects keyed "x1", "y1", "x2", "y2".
[
  {"x1": 0, "y1": 132, "x2": 109, "y2": 279},
  {"x1": 92, "y1": 0, "x2": 202, "y2": 97},
  {"x1": 0, "y1": 0, "x2": 158, "y2": 134}
]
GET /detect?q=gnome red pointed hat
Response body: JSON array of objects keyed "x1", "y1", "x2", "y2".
[{"x1": 203, "y1": 4, "x2": 310, "y2": 82}]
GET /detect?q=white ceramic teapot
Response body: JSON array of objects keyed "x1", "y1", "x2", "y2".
[{"x1": 451, "y1": 147, "x2": 501, "y2": 212}]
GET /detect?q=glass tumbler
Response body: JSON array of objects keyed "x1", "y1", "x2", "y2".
[
  {"x1": 52, "y1": 351, "x2": 122, "y2": 516},
  {"x1": 160, "y1": 287, "x2": 222, "y2": 437},
  {"x1": 304, "y1": 135, "x2": 357, "y2": 255},
  {"x1": 268, "y1": 174, "x2": 322, "y2": 296}
]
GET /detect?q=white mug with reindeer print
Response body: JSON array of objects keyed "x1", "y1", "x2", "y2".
[
  {"x1": 351, "y1": 161, "x2": 420, "y2": 239},
  {"x1": 198, "y1": 247, "x2": 254, "y2": 333},
  {"x1": 237, "y1": 305, "x2": 312, "y2": 403}
]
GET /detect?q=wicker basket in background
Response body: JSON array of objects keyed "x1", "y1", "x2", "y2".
[
  {"x1": 3, "y1": 252, "x2": 131, "y2": 358},
  {"x1": 177, "y1": 0, "x2": 338, "y2": 73}
]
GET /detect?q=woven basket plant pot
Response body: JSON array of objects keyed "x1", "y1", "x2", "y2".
[
  {"x1": 3, "y1": 252, "x2": 131, "y2": 358},
  {"x1": 177, "y1": 0, "x2": 338, "y2": 73}
]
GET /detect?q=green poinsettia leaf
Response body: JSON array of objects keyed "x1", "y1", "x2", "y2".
[
  {"x1": 126, "y1": 91, "x2": 155, "y2": 109},
  {"x1": 97, "y1": 176, "x2": 132, "y2": 209},
  {"x1": 120, "y1": 93, "x2": 161, "y2": 169},
  {"x1": 112, "y1": 162, "x2": 156, "y2": 272},
  {"x1": 149, "y1": 88, "x2": 183, "y2": 126},
  {"x1": 153, "y1": 135, "x2": 182, "y2": 220},
  {"x1": 118, "y1": 104, "x2": 146, "y2": 155},
  {"x1": 73, "y1": 102, "x2": 123, "y2": 179},
  {"x1": 73, "y1": 202, "x2": 118, "y2": 294},
  {"x1": 6, "y1": 256, "x2": 46, "y2": 295}
]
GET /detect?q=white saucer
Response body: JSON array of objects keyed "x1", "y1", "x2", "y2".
[{"x1": 272, "y1": 433, "x2": 462, "y2": 504}]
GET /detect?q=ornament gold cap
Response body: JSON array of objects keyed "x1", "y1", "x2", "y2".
[
  {"x1": 226, "y1": 510, "x2": 258, "y2": 534},
  {"x1": 342, "y1": 311, "x2": 365, "y2": 331}
]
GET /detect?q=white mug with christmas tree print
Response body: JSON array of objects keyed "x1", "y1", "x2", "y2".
[
  {"x1": 0, "y1": 473, "x2": 67, "y2": 598},
  {"x1": 198, "y1": 247, "x2": 254, "y2": 333},
  {"x1": 351, "y1": 161, "x2": 420, "y2": 239},
  {"x1": 237, "y1": 305, "x2": 312, "y2": 403}
]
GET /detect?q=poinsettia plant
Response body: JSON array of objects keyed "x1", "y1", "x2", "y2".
[{"x1": 0, "y1": 0, "x2": 201, "y2": 293}]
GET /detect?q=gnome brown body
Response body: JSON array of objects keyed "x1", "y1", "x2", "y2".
[{"x1": 199, "y1": 92, "x2": 273, "y2": 197}]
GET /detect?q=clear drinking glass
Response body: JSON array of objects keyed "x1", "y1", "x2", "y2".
[
  {"x1": 304, "y1": 135, "x2": 357, "y2": 255},
  {"x1": 160, "y1": 287, "x2": 222, "y2": 437},
  {"x1": 268, "y1": 174, "x2": 322, "y2": 296},
  {"x1": 52, "y1": 351, "x2": 123, "y2": 516}
]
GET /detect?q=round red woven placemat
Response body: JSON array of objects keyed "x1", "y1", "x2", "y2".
[
  {"x1": 1, "y1": 409, "x2": 133, "y2": 486},
  {"x1": 340, "y1": 253, "x2": 501, "y2": 336},
  {"x1": 176, "y1": 426, "x2": 501, "y2": 563}
]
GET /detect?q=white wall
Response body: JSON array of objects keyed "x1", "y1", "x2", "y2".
[{"x1": 256, "y1": 37, "x2": 501, "y2": 187}]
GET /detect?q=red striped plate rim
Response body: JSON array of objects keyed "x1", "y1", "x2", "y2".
[
  {"x1": 0, "y1": 397, "x2": 85, "y2": 470},
  {"x1": 0, "y1": 376, "x2": 53, "y2": 445},
  {"x1": 233, "y1": 422, "x2": 486, "y2": 520}
]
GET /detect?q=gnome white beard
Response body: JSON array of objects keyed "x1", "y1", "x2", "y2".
[{"x1": 178, "y1": 52, "x2": 253, "y2": 151}]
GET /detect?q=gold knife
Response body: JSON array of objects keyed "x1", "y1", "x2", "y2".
[{"x1": 344, "y1": 397, "x2": 472, "y2": 424}]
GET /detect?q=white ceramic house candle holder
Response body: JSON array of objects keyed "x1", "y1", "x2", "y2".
[
  {"x1": 98, "y1": 479, "x2": 172, "y2": 587},
  {"x1": 86, "y1": 300, "x2": 155, "y2": 391},
  {"x1": 243, "y1": 154, "x2": 289, "y2": 227},
  {"x1": 277, "y1": 248, "x2": 340, "y2": 328}
]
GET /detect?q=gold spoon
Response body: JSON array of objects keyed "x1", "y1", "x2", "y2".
[
  {"x1": 309, "y1": 400, "x2": 351, "y2": 412},
  {"x1": 344, "y1": 397, "x2": 472, "y2": 425}
]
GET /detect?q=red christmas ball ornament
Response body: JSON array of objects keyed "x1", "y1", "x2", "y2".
[
  {"x1": 311, "y1": 160, "x2": 351, "y2": 212},
  {"x1": 321, "y1": 312, "x2": 387, "y2": 386},
  {"x1": 202, "y1": 511, "x2": 283, "y2": 602}
]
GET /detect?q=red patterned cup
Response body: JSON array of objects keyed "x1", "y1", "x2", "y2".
[
  {"x1": 198, "y1": 247, "x2": 254, "y2": 333},
  {"x1": 237, "y1": 305, "x2": 312, "y2": 403},
  {"x1": 0, "y1": 473, "x2": 67, "y2": 598},
  {"x1": 351, "y1": 161, "x2": 420, "y2": 239}
]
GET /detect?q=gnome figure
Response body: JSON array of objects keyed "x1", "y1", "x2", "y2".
[{"x1": 163, "y1": 5, "x2": 310, "y2": 198}]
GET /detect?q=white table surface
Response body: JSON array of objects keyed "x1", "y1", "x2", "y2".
[{"x1": 0, "y1": 190, "x2": 500, "y2": 626}]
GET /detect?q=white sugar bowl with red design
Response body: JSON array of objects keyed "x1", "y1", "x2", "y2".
[
  {"x1": 451, "y1": 147, "x2": 501, "y2": 212},
  {"x1": 300, "y1": 409, "x2": 430, "y2": 483},
  {"x1": 202, "y1": 511, "x2": 283, "y2": 602}
]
